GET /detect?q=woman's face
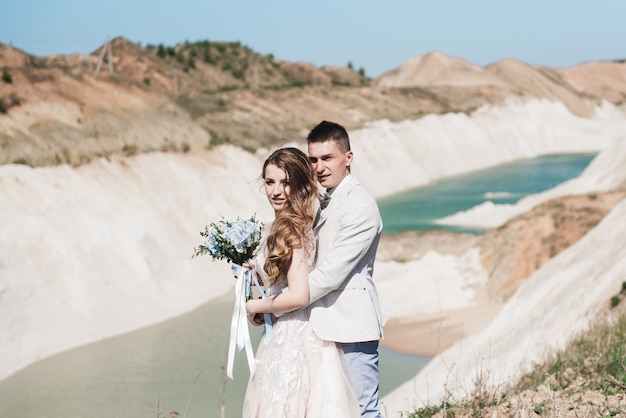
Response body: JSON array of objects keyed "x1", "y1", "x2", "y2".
[{"x1": 264, "y1": 163, "x2": 290, "y2": 212}]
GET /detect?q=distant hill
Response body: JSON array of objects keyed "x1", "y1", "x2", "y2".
[
  {"x1": 374, "y1": 51, "x2": 626, "y2": 117},
  {"x1": 557, "y1": 60, "x2": 626, "y2": 103},
  {"x1": 1, "y1": 37, "x2": 625, "y2": 166},
  {"x1": 373, "y1": 50, "x2": 508, "y2": 88}
]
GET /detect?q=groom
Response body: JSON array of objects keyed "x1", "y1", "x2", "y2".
[{"x1": 306, "y1": 120, "x2": 386, "y2": 418}]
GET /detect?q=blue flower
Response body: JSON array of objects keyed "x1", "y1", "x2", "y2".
[
  {"x1": 193, "y1": 215, "x2": 264, "y2": 265},
  {"x1": 204, "y1": 227, "x2": 221, "y2": 256}
]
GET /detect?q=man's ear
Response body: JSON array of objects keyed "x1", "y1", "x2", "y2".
[{"x1": 345, "y1": 150, "x2": 354, "y2": 168}]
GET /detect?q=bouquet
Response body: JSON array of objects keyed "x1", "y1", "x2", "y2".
[
  {"x1": 193, "y1": 216, "x2": 263, "y2": 265},
  {"x1": 193, "y1": 215, "x2": 270, "y2": 379}
]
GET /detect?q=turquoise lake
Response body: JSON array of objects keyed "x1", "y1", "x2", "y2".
[
  {"x1": 379, "y1": 153, "x2": 596, "y2": 233},
  {"x1": 0, "y1": 153, "x2": 596, "y2": 418}
]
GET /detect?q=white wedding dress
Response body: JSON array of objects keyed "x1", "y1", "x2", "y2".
[{"x1": 243, "y1": 239, "x2": 360, "y2": 418}]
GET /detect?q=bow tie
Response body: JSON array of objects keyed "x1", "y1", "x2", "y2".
[{"x1": 319, "y1": 192, "x2": 331, "y2": 210}]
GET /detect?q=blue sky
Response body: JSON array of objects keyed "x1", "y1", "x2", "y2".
[{"x1": 1, "y1": 0, "x2": 625, "y2": 77}]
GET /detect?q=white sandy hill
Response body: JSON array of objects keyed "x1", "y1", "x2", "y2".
[
  {"x1": 380, "y1": 196, "x2": 626, "y2": 417},
  {"x1": 1, "y1": 99, "x2": 625, "y2": 382},
  {"x1": 350, "y1": 99, "x2": 626, "y2": 199},
  {"x1": 0, "y1": 147, "x2": 274, "y2": 380}
]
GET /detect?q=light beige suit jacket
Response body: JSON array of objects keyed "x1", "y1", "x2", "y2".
[{"x1": 307, "y1": 174, "x2": 386, "y2": 343}]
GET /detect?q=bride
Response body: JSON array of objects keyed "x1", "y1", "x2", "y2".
[{"x1": 243, "y1": 147, "x2": 360, "y2": 417}]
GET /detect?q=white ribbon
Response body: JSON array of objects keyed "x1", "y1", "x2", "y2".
[
  {"x1": 249, "y1": 269, "x2": 273, "y2": 345},
  {"x1": 226, "y1": 266, "x2": 256, "y2": 379},
  {"x1": 225, "y1": 265, "x2": 273, "y2": 379}
]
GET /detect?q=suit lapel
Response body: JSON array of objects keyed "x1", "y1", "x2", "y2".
[{"x1": 313, "y1": 175, "x2": 358, "y2": 232}]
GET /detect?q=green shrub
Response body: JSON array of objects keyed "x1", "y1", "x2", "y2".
[
  {"x1": 232, "y1": 68, "x2": 245, "y2": 80},
  {"x1": 122, "y1": 144, "x2": 137, "y2": 155},
  {"x1": 26, "y1": 56, "x2": 46, "y2": 68},
  {"x1": 203, "y1": 48, "x2": 213, "y2": 64},
  {"x1": 10, "y1": 92, "x2": 20, "y2": 105},
  {"x1": 186, "y1": 55, "x2": 196, "y2": 69},
  {"x1": 611, "y1": 296, "x2": 621, "y2": 308},
  {"x1": 2, "y1": 68, "x2": 12, "y2": 84},
  {"x1": 12, "y1": 158, "x2": 29, "y2": 165},
  {"x1": 176, "y1": 50, "x2": 185, "y2": 64},
  {"x1": 407, "y1": 401, "x2": 452, "y2": 418},
  {"x1": 207, "y1": 129, "x2": 230, "y2": 147},
  {"x1": 157, "y1": 44, "x2": 166, "y2": 59}
]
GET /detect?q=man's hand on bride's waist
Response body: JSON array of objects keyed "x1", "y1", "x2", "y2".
[{"x1": 247, "y1": 310, "x2": 278, "y2": 326}]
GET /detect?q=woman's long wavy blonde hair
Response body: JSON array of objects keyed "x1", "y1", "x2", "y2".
[{"x1": 262, "y1": 147, "x2": 318, "y2": 285}]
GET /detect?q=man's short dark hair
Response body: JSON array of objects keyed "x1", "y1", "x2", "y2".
[{"x1": 306, "y1": 120, "x2": 351, "y2": 153}]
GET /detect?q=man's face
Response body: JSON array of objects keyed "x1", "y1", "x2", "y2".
[{"x1": 307, "y1": 140, "x2": 353, "y2": 189}]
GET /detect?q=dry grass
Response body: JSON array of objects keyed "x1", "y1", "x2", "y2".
[{"x1": 406, "y1": 286, "x2": 626, "y2": 418}]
